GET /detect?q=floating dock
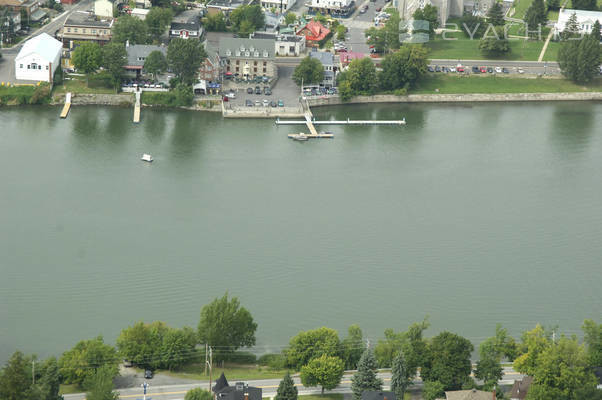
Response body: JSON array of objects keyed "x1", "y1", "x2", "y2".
[
  {"x1": 288, "y1": 133, "x2": 334, "y2": 139},
  {"x1": 133, "y1": 92, "x2": 141, "y2": 123},
  {"x1": 60, "y1": 93, "x2": 71, "y2": 118},
  {"x1": 276, "y1": 117, "x2": 406, "y2": 126}
]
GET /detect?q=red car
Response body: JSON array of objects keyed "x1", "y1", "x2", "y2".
[
  {"x1": 480, "y1": 66, "x2": 487, "y2": 73},
  {"x1": 457, "y1": 66, "x2": 465, "y2": 72}
]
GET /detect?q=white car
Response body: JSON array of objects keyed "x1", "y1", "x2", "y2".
[
  {"x1": 449, "y1": 66, "x2": 456, "y2": 73},
  {"x1": 495, "y1": 66, "x2": 502, "y2": 73},
  {"x1": 518, "y1": 68, "x2": 525, "y2": 74},
  {"x1": 226, "y1": 92, "x2": 236, "y2": 99}
]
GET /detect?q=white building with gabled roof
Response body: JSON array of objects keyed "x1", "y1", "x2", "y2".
[
  {"x1": 555, "y1": 9, "x2": 602, "y2": 37},
  {"x1": 15, "y1": 33, "x2": 63, "y2": 82}
]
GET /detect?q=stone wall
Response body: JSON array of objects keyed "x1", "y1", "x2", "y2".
[{"x1": 307, "y1": 92, "x2": 602, "y2": 107}]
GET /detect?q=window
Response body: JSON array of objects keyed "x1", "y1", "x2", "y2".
[
  {"x1": 92, "y1": 29, "x2": 96, "y2": 34},
  {"x1": 46, "y1": 66, "x2": 49, "y2": 70},
  {"x1": 67, "y1": 27, "x2": 71, "y2": 32},
  {"x1": 236, "y1": 60, "x2": 240, "y2": 65},
  {"x1": 39, "y1": 65, "x2": 42, "y2": 70},
  {"x1": 27, "y1": 65, "x2": 30, "y2": 69},
  {"x1": 289, "y1": 46, "x2": 295, "y2": 53},
  {"x1": 263, "y1": 67, "x2": 266, "y2": 73},
  {"x1": 236, "y1": 67, "x2": 239, "y2": 72},
  {"x1": 226, "y1": 49, "x2": 231, "y2": 56},
  {"x1": 254, "y1": 51, "x2": 259, "y2": 57},
  {"x1": 82, "y1": 29, "x2": 86, "y2": 33},
  {"x1": 19, "y1": 64, "x2": 23, "y2": 68},
  {"x1": 74, "y1": 28, "x2": 78, "y2": 32},
  {"x1": 253, "y1": 67, "x2": 257, "y2": 72},
  {"x1": 254, "y1": 61, "x2": 257, "y2": 66},
  {"x1": 263, "y1": 61, "x2": 267, "y2": 66}
]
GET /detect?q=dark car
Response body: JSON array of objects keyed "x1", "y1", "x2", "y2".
[
  {"x1": 435, "y1": 65, "x2": 441, "y2": 72},
  {"x1": 487, "y1": 67, "x2": 493, "y2": 73},
  {"x1": 255, "y1": 86, "x2": 261, "y2": 94},
  {"x1": 144, "y1": 370, "x2": 153, "y2": 379},
  {"x1": 247, "y1": 87, "x2": 253, "y2": 94},
  {"x1": 245, "y1": 99, "x2": 253, "y2": 107},
  {"x1": 472, "y1": 66, "x2": 480, "y2": 73},
  {"x1": 264, "y1": 87, "x2": 272, "y2": 95},
  {"x1": 427, "y1": 65, "x2": 434, "y2": 72},
  {"x1": 502, "y1": 67, "x2": 510, "y2": 73},
  {"x1": 270, "y1": 100, "x2": 277, "y2": 107}
]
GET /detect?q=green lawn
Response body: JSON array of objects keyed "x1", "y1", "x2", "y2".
[
  {"x1": 426, "y1": 35, "x2": 548, "y2": 60},
  {"x1": 411, "y1": 74, "x2": 602, "y2": 94},
  {"x1": 53, "y1": 76, "x2": 117, "y2": 95},
  {"x1": 59, "y1": 384, "x2": 82, "y2": 395},
  {"x1": 512, "y1": 0, "x2": 534, "y2": 19},
  {"x1": 541, "y1": 41, "x2": 560, "y2": 61},
  {"x1": 157, "y1": 363, "x2": 291, "y2": 381}
]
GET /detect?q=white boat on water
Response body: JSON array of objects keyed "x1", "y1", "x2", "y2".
[
  {"x1": 291, "y1": 133, "x2": 308, "y2": 141},
  {"x1": 141, "y1": 154, "x2": 153, "y2": 162}
]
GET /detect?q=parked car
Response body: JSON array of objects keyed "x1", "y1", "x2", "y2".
[
  {"x1": 487, "y1": 67, "x2": 493, "y2": 73},
  {"x1": 263, "y1": 99, "x2": 269, "y2": 107},
  {"x1": 144, "y1": 370, "x2": 153, "y2": 379},
  {"x1": 502, "y1": 67, "x2": 509, "y2": 73},
  {"x1": 495, "y1": 66, "x2": 502, "y2": 73},
  {"x1": 435, "y1": 65, "x2": 441, "y2": 72},
  {"x1": 270, "y1": 101, "x2": 277, "y2": 107},
  {"x1": 278, "y1": 99, "x2": 284, "y2": 107},
  {"x1": 472, "y1": 66, "x2": 480, "y2": 73},
  {"x1": 449, "y1": 66, "x2": 456, "y2": 72},
  {"x1": 480, "y1": 66, "x2": 487, "y2": 73},
  {"x1": 427, "y1": 66, "x2": 434, "y2": 72},
  {"x1": 226, "y1": 91, "x2": 236, "y2": 99},
  {"x1": 222, "y1": 96, "x2": 229, "y2": 102},
  {"x1": 255, "y1": 100, "x2": 261, "y2": 106},
  {"x1": 264, "y1": 87, "x2": 272, "y2": 95},
  {"x1": 247, "y1": 87, "x2": 253, "y2": 94},
  {"x1": 255, "y1": 86, "x2": 261, "y2": 94},
  {"x1": 518, "y1": 67, "x2": 525, "y2": 74},
  {"x1": 457, "y1": 66, "x2": 465, "y2": 72},
  {"x1": 245, "y1": 99, "x2": 253, "y2": 107}
]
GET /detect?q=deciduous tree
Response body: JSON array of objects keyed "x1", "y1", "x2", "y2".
[
  {"x1": 479, "y1": 26, "x2": 510, "y2": 56},
  {"x1": 230, "y1": 5, "x2": 265, "y2": 34},
  {"x1": 285, "y1": 327, "x2": 340, "y2": 369},
  {"x1": 513, "y1": 324, "x2": 551, "y2": 376},
  {"x1": 144, "y1": 50, "x2": 168, "y2": 80},
  {"x1": 85, "y1": 365, "x2": 118, "y2": 400},
  {"x1": 422, "y1": 381, "x2": 445, "y2": 400},
  {"x1": 582, "y1": 319, "x2": 602, "y2": 367},
  {"x1": 112, "y1": 14, "x2": 149, "y2": 44},
  {"x1": 36, "y1": 357, "x2": 61, "y2": 400},
  {"x1": 205, "y1": 12, "x2": 227, "y2": 31},
  {"x1": 72, "y1": 42, "x2": 102, "y2": 85},
  {"x1": 460, "y1": 14, "x2": 486, "y2": 38},
  {"x1": 421, "y1": 331, "x2": 474, "y2": 391},
  {"x1": 300, "y1": 355, "x2": 344, "y2": 394},
  {"x1": 341, "y1": 325, "x2": 365, "y2": 370},
  {"x1": 167, "y1": 38, "x2": 207, "y2": 85},
  {"x1": 58, "y1": 336, "x2": 118, "y2": 388},
  {"x1": 145, "y1": 7, "x2": 173, "y2": 41},
  {"x1": 102, "y1": 42, "x2": 127, "y2": 89},
  {"x1": 412, "y1": 4, "x2": 439, "y2": 38},
  {"x1": 292, "y1": 56, "x2": 324, "y2": 86},
  {"x1": 378, "y1": 45, "x2": 428, "y2": 91},
  {"x1": 351, "y1": 348, "x2": 382, "y2": 400}
]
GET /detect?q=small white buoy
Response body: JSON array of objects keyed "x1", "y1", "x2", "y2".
[{"x1": 141, "y1": 154, "x2": 153, "y2": 162}]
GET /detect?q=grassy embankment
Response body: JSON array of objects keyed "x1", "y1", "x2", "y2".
[
  {"x1": 149, "y1": 363, "x2": 290, "y2": 381},
  {"x1": 52, "y1": 75, "x2": 117, "y2": 95},
  {"x1": 411, "y1": 75, "x2": 602, "y2": 94},
  {"x1": 0, "y1": 84, "x2": 52, "y2": 105}
]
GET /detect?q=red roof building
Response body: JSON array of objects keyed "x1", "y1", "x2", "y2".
[
  {"x1": 340, "y1": 51, "x2": 365, "y2": 65},
  {"x1": 296, "y1": 20, "x2": 330, "y2": 46}
]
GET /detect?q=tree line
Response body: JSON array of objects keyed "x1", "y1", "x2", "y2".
[{"x1": 1, "y1": 292, "x2": 600, "y2": 400}]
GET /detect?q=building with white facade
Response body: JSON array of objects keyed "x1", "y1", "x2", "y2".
[
  {"x1": 94, "y1": 0, "x2": 113, "y2": 18},
  {"x1": 555, "y1": 9, "x2": 602, "y2": 37},
  {"x1": 251, "y1": 31, "x2": 306, "y2": 56},
  {"x1": 260, "y1": 0, "x2": 295, "y2": 12},
  {"x1": 306, "y1": 0, "x2": 355, "y2": 17},
  {"x1": 15, "y1": 33, "x2": 62, "y2": 82}
]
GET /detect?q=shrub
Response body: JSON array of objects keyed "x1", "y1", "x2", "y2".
[
  {"x1": 30, "y1": 83, "x2": 51, "y2": 104},
  {"x1": 87, "y1": 71, "x2": 114, "y2": 89},
  {"x1": 258, "y1": 353, "x2": 286, "y2": 369}
]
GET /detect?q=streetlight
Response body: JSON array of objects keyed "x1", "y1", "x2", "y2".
[{"x1": 141, "y1": 381, "x2": 150, "y2": 400}]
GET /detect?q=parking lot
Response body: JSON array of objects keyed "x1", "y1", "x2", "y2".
[{"x1": 427, "y1": 62, "x2": 562, "y2": 75}]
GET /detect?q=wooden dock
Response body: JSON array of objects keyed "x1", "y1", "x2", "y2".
[
  {"x1": 60, "y1": 93, "x2": 72, "y2": 118},
  {"x1": 276, "y1": 117, "x2": 406, "y2": 126},
  {"x1": 133, "y1": 92, "x2": 141, "y2": 123},
  {"x1": 304, "y1": 112, "x2": 318, "y2": 135}
]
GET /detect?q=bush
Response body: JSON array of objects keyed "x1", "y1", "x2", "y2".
[
  {"x1": 141, "y1": 84, "x2": 193, "y2": 107},
  {"x1": 30, "y1": 83, "x2": 51, "y2": 104},
  {"x1": 0, "y1": 85, "x2": 36, "y2": 105},
  {"x1": 225, "y1": 351, "x2": 257, "y2": 364},
  {"x1": 185, "y1": 388, "x2": 213, "y2": 400},
  {"x1": 258, "y1": 353, "x2": 286, "y2": 369},
  {"x1": 88, "y1": 71, "x2": 114, "y2": 89},
  {"x1": 53, "y1": 66, "x2": 63, "y2": 85}
]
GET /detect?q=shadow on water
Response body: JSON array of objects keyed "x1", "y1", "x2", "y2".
[
  {"x1": 71, "y1": 106, "x2": 100, "y2": 140},
  {"x1": 142, "y1": 108, "x2": 167, "y2": 143},
  {"x1": 103, "y1": 107, "x2": 130, "y2": 145},
  {"x1": 170, "y1": 109, "x2": 202, "y2": 160},
  {"x1": 548, "y1": 103, "x2": 594, "y2": 159}
]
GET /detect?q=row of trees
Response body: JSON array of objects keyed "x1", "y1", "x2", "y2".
[{"x1": 558, "y1": 18, "x2": 601, "y2": 82}]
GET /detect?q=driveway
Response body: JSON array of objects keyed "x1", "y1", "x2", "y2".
[{"x1": 0, "y1": 53, "x2": 16, "y2": 84}]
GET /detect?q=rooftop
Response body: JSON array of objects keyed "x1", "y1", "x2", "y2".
[
  {"x1": 252, "y1": 32, "x2": 304, "y2": 42},
  {"x1": 170, "y1": 20, "x2": 201, "y2": 31},
  {"x1": 207, "y1": 0, "x2": 246, "y2": 9},
  {"x1": 65, "y1": 11, "x2": 113, "y2": 28},
  {"x1": 444, "y1": 389, "x2": 494, "y2": 400},
  {"x1": 310, "y1": 50, "x2": 334, "y2": 65},
  {"x1": 125, "y1": 44, "x2": 166, "y2": 68},
  {"x1": 297, "y1": 20, "x2": 330, "y2": 41},
  {"x1": 219, "y1": 37, "x2": 275, "y2": 59},
  {"x1": 16, "y1": 32, "x2": 62, "y2": 62}
]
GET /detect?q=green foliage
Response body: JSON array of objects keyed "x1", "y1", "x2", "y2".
[
  {"x1": 30, "y1": 82, "x2": 51, "y2": 104},
  {"x1": 58, "y1": 336, "x2": 118, "y2": 388},
  {"x1": 474, "y1": 356, "x2": 502, "y2": 390},
  {"x1": 460, "y1": 14, "x2": 486, "y2": 38},
  {"x1": 341, "y1": 325, "x2": 365, "y2": 370},
  {"x1": 144, "y1": 50, "x2": 168, "y2": 79},
  {"x1": 336, "y1": 24, "x2": 346, "y2": 41},
  {"x1": 487, "y1": 2, "x2": 505, "y2": 26},
  {"x1": 258, "y1": 354, "x2": 287, "y2": 370},
  {"x1": 72, "y1": 42, "x2": 102, "y2": 76},
  {"x1": 20, "y1": 8, "x2": 27, "y2": 28},
  {"x1": 558, "y1": 33, "x2": 601, "y2": 83},
  {"x1": 413, "y1": 4, "x2": 439, "y2": 38},
  {"x1": 379, "y1": 45, "x2": 428, "y2": 91},
  {"x1": 422, "y1": 381, "x2": 445, "y2": 400},
  {"x1": 337, "y1": 79, "x2": 353, "y2": 101},
  {"x1": 113, "y1": 14, "x2": 149, "y2": 44},
  {"x1": 284, "y1": 12, "x2": 297, "y2": 25},
  {"x1": 85, "y1": 365, "x2": 118, "y2": 400},
  {"x1": 292, "y1": 56, "x2": 324, "y2": 86},
  {"x1": 571, "y1": 0, "x2": 597, "y2": 10},
  {"x1": 479, "y1": 324, "x2": 518, "y2": 362},
  {"x1": 582, "y1": 319, "x2": 602, "y2": 367},
  {"x1": 275, "y1": 372, "x2": 298, "y2": 400},
  {"x1": 590, "y1": 20, "x2": 601, "y2": 42},
  {"x1": 145, "y1": 7, "x2": 173, "y2": 40},
  {"x1": 87, "y1": 71, "x2": 115, "y2": 89},
  {"x1": 0, "y1": 351, "x2": 32, "y2": 400},
  {"x1": 184, "y1": 388, "x2": 213, "y2": 400},
  {"x1": 205, "y1": 12, "x2": 227, "y2": 32},
  {"x1": 351, "y1": 348, "x2": 382, "y2": 400},
  {"x1": 390, "y1": 351, "x2": 410, "y2": 400},
  {"x1": 141, "y1": 85, "x2": 194, "y2": 107},
  {"x1": 547, "y1": 0, "x2": 560, "y2": 10},
  {"x1": 167, "y1": 38, "x2": 207, "y2": 85},
  {"x1": 102, "y1": 42, "x2": 127, "y2": 89},
  {"x1": 197, "y1": 293, "x2": 257, "y2": 359},
  {"x1": 35, "y1": 357, "x2": 61, "y2": 400},
  {"x1": 285, "y1": 327, "x2": 341, "y2": 369},
  {"x1": 513, "y1": 324, "x2": 552, "y2": 376},
  {"x1": 421, "y1": 331, "x2": 474, "y2": 391},
  {"x1": 53, "y1": 66, "x2": 63, "y2": 85},
  {"x1": 524, "y1": 0, "x2": 547, "y2": 37},
  {"x1": 365, "y1": 27, "x2": 386, "y2": 53},
  {"x1": 300, "y1": 355, "x2": 345, "y2": 394},
  {"x1": 230, "y1": 5, "x2": 265, "y2": 34},
  {"x1": 343, "y1": 58, "x2": 378, "y2": 95},
  {"x1": 373, "y1": 318, "x2": 429, "y2": 371},
  {"x1": 562, "y1": 12, "x2": 580, "y2": 40},
  {"x1": 479, "y1": 26, "x2": 510, "y2": 56}
]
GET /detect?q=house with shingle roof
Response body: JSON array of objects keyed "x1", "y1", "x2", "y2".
[
  {"x1": 219, "y1": 37, "x2": 276, "y2": 79},
  {"x1": 509, "y1": 376, "x2": 533, "y2": 400},
  {"x1": 296, "y1": 20, "x2": 330, "y2": 47}
]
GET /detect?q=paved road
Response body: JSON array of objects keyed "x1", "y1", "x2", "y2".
[{"x1": 63, "y1": 368, "x2": 524, "y2": 400}]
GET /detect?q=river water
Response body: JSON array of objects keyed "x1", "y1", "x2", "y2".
[{"x1": 1, "y1": 102, "x2": 601, "y2": 362}]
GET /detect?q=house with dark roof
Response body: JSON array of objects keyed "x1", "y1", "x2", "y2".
[
  {"x1": 206, "y1": 0, "x2": 247, "y2": 15},
  {"x1": 124, "y1": 43, "x2": 166, "y2": 77},
  {"x1": 213, "y1": 373, "x2": 262, "y2": 400},
  {"x1": 361, "y1": 391, "x2": 396, "y2": 400},
  {"x1": 309, "y1": 49, "x2": 335, "y2": 87},
  {"x1": 251, "y1": 31, "x2": 306, "y2": 56},
  {"x1": 219, "y1": 37, "x2": 276, "y2": 79},
  {"x1": 509, "y1": 376, "x2": 533, "y2": 400},
  {"x1": 199, "y1": 43, "x2": 221, "y2": 82},
  {"x1": 58, "y1": 12, "x2": 113, "y2": 48},
  {"x1": 296, "y1": 20, "x2": 330, "y2": 47},
  {"x1": 169, "y1": 21, "x2": 202, "y2": 39}
]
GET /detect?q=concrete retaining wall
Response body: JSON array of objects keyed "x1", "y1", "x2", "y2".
[
  {"x1": 51, "y1": 93, "x2": 135, "y2": 106},
  {"x1": 307, "y1": 92, "x2": 602, "y2": 107}
]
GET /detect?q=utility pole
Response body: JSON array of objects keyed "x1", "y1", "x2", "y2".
[
  {"x1": 205, "y1": 343, "x2": 208, "y2": 375},
  {"x1": 206, "y1": 346, "x2": 213, "y2": 398},
  {"x1": 32, "y1": 360, "x2": 35, "y2": 385}
]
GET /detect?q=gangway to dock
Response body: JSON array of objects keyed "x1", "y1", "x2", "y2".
[
  {"x1": 133, "y1": 92, "x2": 141, "y2": 123},
  {"x1": 60, "y1": 93, "x2": 71, "y2": 118}
]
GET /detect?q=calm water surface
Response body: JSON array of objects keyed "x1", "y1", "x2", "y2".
[{"x1": 1, "y1": 102, "x2": 601, "y2": 362}]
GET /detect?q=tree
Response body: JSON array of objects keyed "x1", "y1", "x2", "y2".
[
  {"x1": 184, "y1": 388, "x2": 213, "y2": 400},
  {"x1": 71, "y1": 42, "x2": 102, "y2": 85},
  {"x1": 487, "y1": 2, "x2": 505, "y2": 26},
  {"x1": 0, "y1": 351, "x2": 31, "y2": 400},
  {"x1": 378, "y1": 45, "x2": 428, "y2": 91},
  {"x1": 582, "y1": 319, "x2": 601, "y2": 367},
  {"x1": 422, "y1": 381, "x2": 445, "y2": 400},
  {"x1": 145, "y1": 7, "x2": 173, "y2": 41},
  {"x1": 167, "y1": 38, "x2": 207, "y2": 85},
  {"x1": 421, "y1": 331, "x2": 474, "y2": 391},
  {"x1": 513, "y1": 325, "x2": 552, "y2": 376},
  {"x1": 336, "y1": 24, "x2": 346, "y2": 41},
  {"x1": 345, "y1": 58, "x2": 377, "y2": 95},
  {"x1": 351, "y1": 348, "x2": 382, "y2": 400},
  {"x1": 524, "y1": 0, "x2": 547, "y2": 38},
  {"x1": 590, "y1": 20, "x2": 601, "y2": 42},
  {"x1": 230, "y1": 5, "x2": 265, "y2": 34},
  {"x1": 85, "y1": 365, "x2": 118, "y2": 400},
  {"x1": 341, "y1": 325, "x2": 365, "y2": 370},
  {"x1": 474, "y1": 356, "x2": 502, "y2": 390},
  {"x1": 160, "y1": 326, "x2": 197, "y2": 370},
  {"x1": 292, "y1": 56, "x2": 324, "y2": 86},
  {"x1": 558, "y1": 32, "x2": 600, "y2": 82},
  {"x1": 365, "y1": 27, "x2": 387, "y2": 54},
  {"x1": 144, "y1": 50, "x2": 168, "y2": 80},
  {"x1": 59, "y1": 336, "x2": 118, "y2": 387},
  {"x1": 412, "y1": 4, "x2": 439, "y2": 39},
  {"x1": 460, "y1": 14, "x2": 486, "y2": 38},
  {"x1": 390, "y1": 351, "x2": 410, "y2": 400},
  {"x1": 205, "y1": 12, "x2": 227, "y2": 32},
  {"x1": 275, "y1": 372, "x2": 298, "y2": 400},
  {"x1": 102, "y1": 42, "x2": 127, "y2": 89},
  {"x1": 571, "y1": 0, "x2": 597, "y2": 10},
  {"x1": 479, "y1": 26, "x2": 510, "y2": 57},
  {"x1": 19, "y1": 8, "x2": 27, "y2": 29},
  {"x1": 197, "y1": 293, "x2": 257, "y2": 359},
  {"x1": 547, "y1": 0, "x2": 560, "y2": 10},
  {"x1": 284, "y1": 12, "x2": 297, "y2": 25},
  {"x1": 300, "y1": 355, "x2": 344, "y2": 394},
  {"x1": 36, "y1": 357, "x2": 61, "y2": 400},
  {"x1": 113, "y1": 14, "x2": 149, "y2": 44},
  {"x1": 562, "y1": 12, "x2": 580, "y2": 40},
  {"x1": 285, "y1": 327, "x2": 340, "y2": 369},
  {"x1": 479, "y1": 324, "x2": 518, "y2": 362}
]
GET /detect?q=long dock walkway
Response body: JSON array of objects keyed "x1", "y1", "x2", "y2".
[
  {"x1": 304, "y1": 113, "x2": 319, "y2": 135},
  {"x1": 60, "y1": 92, "x2": 72, "y2": 118},
  {"x1": 277, "y1": 117, "x2": 406, "y2": 126},
  {"x1": 133, "y1": 92, "x2": 141, "y2": 123}
]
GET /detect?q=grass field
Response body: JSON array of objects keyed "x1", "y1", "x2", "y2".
[
  {"x1": 53, "y1": 76, "x2": 117, "y2": 95},
  {"x1": 426, "y1": 35, "x2": 549, "y2": 60},
  {"x1": 158, "y1": 363, "x2": 290, "y2": 381},
  {"x1": 512, "y1": 0, "x2": 534, "y2": 19},
  {"x1": 411, "y1": 75, "x2": 602, "y2": 94}
]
